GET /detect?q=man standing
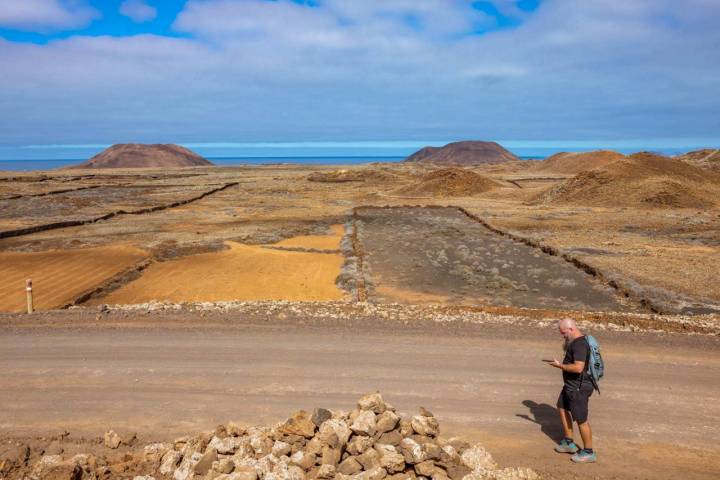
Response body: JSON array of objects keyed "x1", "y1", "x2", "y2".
[{"x1": 549, "y1": 318, "x2": 597, "y2": 463}]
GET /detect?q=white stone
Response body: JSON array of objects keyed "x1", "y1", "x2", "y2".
[
  {"x1": 173, "y1": 451, "x2": 202, "y2": 480},
  {"x1": 272, "y1": 440, "x2": 292, "y2": 457},
  {"x1": 357, "y1": 393, "x2": 387, "y2": 414},
  {"x1": 350, "y1": 410, "x2": 377, "y2": 436},
  {"x1": 159, "y1": 450, "x2": 182, "y2": 476},
  {"x1": 209, "y1": 435, "x2": 240, "y2": 455},
  {"x1": 399, "y1": 438, "x2": 427, "y2": 464},
  {"x1": 319, "y1": 418, "x2": 352, "y2": 447},
  {"x1": 411, "y1": 415, "x2": 440, "y2": 437},
  {"x1": 461, "y1": 445, "x2": 497, "y2": 472}
]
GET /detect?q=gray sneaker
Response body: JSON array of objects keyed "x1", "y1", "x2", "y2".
[
  {"x1": 554, "y1": 439, "x2": 579, "y2": 454},
  {"x1": 571, "y1": 449, "x2": 597, "y2": 463}
]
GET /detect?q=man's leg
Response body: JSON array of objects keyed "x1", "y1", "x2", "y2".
[
  {"x1": 555, "y1": 390, "x2": 579, "y2": 453},
  {"x1": 570, "y1": 387, "x2": 596, "y2": 463},
  {"x1": 558, "y1": 407, "x2": 574, "y2": 439},
  {"x1": 578, "y1": 421, "x2": 592, "y2": 449}
]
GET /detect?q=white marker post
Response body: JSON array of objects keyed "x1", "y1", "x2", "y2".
[{"x1": 26, "y1": 279, "x2": 33, "y2": 314}]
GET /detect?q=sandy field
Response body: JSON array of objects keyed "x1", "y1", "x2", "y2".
[
  {"x1": 0, "y1": 245, "x2": 147, "y2": 312},
  {"x1": 96, "y1": 233, "x2": 345, "y2": 304}
]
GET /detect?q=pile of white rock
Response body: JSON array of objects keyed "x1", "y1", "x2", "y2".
[{"x1": 144, "y1": 393, "x2": 538, "y2": 480}]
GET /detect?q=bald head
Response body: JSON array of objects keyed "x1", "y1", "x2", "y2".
[
  {"x1": 558, "y1": 318, "x2": 577, "y2": 330},
  {"x1": 558, "y1": 317, "x2": 582, "y2": 341}
]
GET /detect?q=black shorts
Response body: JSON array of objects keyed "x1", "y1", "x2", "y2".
[{"x1": 557, "y1": 383, "x2": 594, "y2": 424}]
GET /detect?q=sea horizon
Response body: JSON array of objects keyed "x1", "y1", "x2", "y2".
[{"x1": 0, "y1": 141, "x2": 715, "y2": 172}]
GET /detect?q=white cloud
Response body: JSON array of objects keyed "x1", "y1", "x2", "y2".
[
  {"x1": 0, "y1": 0, "x2": 719, "y2": 144},
  {"x1": 119, "y1": 0, "x2": 157, "y2": 23},
  {"x1": 0, "y1": 0, "x2": 97, "y2": 32}
]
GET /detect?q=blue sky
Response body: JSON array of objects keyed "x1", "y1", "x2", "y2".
[{"x1": 0, "y1": 0, "x2": 719, "y2": 153}]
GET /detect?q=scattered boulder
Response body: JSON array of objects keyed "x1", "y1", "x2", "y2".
[
  {"x1": 193, "y1": 448, "x2": 217, "y2": 475},
  {"x1": 312, "y1": 408, "x2": 333, "y2": 427},
  {"x1": 351, "y1": 411, "x2": 377, "y2": 436},
  {"x1": 376, "y1": 411, "x2": 400, "y2": 433},
  {"x1": 410, "y1": 415, "x2": 440, "y2": 438},
  {"x1": 159, "y1": 449, "x2": 182, "y2": 475},
  {"x1": 317, "y1": 463, "x2": 336, "y2": 479},
  {"x1": 358, "y1": 393, "x2": 387, "y2": 414},
  {"x1": 338, "y1": 456, "x2": 363, "y2": 475},
  {"x1": 227, "y1": 421, "x2": 247, "y2": 437},
  {"x1": 279, "y1": 411, "x2": 317, "y2": 439},
  {"x1": 104, "y1": 430, "x2": 122, "y2": 449}
]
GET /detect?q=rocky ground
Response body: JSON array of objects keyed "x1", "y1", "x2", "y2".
[
  {"x1": 1, "y1": 163, "x2": 719, "y2": 479},
  {"x1": 1, "y1": 163, "x2": 719, "y2": 314},
  {"x1": 1, "y1": 393, "x2": 539, "y2": 480}
]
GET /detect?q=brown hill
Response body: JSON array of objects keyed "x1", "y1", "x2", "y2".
[
  {"x1": 404, "y1": 141, "x2": 518, "y2": 165},
  {"x1": 71, "y1": 144, "x2": 213, "y2": 169},
  {"x1": 675, "y1": 149, "x2": 720, "y2": 171},
  {"x1": 537, "y1": 152, "x2": 720, "y2": 208},
  {"x1": 395, "y1": 167, "x2": 502, "y2": 197},
  {"x1": 535, "y1": 150, "x2": 625, "y2": 174}
]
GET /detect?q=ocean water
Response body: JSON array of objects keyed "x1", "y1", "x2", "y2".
[
  {"x1": 0, "y1": 141, "x2": 701, "y2": 172},
  {"x1": 0, "y1": 156, "x2": 396, "y2": 172},
  {"x1": 0, "y1": 155, "x2": 547, "y2": 172}
]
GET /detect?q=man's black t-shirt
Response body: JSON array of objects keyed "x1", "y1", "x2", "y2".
[{"x1": 563, "y1": 336, "x2": 591, "y2": 388}]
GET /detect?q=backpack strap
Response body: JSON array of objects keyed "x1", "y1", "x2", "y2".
[{"x1": 585, "y1": 337, "x2": 600, "y2": 394}]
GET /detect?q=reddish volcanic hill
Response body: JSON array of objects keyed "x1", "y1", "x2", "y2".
[
  {"x1": 534, "y1": 150, "x2": 625, "y2": 174},
  {"x1": 404, "y1": 141, "x2": 518, "y2": 165},
  {"x1": 71, "y1": 144, "x2": 213, "y2": 169},
  {"x1": 395, "y1": 167, "x2": 502, "y2": 197},
  {"x1": 537, "y1": 152, "x2": 720, "y2": 209}
]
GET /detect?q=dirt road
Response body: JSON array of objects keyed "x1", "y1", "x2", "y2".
[{"x1": 1, "y1": 311, "x2": 718, "y2": 479}]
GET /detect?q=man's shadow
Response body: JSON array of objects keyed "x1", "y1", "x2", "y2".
[{"x1": 516, "y1": 400, "x2": 563, "y2": 443}]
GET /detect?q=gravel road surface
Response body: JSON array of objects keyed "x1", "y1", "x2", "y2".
[{"x1": 1, "y1": 310, "x2": 718, "y2": 479}]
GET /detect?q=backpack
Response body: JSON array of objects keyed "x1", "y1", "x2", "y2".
[{"x1": 584, "y1": 335, "x2": 604, "y2": 393}]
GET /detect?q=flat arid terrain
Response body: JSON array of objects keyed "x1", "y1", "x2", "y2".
[{"x1": 1, "y1": 156, "x2": 719, "y2": 479}]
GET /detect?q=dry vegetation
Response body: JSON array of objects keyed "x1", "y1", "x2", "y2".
[{"x1": 0, "y1": 154, "x2": 719, "y2": 319}]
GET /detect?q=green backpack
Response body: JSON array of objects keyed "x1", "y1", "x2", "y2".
[{"x1": 585, "y1": 335, "x2": 604, "y2": 393}]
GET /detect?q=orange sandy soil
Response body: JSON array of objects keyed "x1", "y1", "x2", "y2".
[
  {"x1": 0, "y1": 245, "x2": 147, "y2": 312},
  {"x1": 94, "y1": 227, "x2": 346, "y2": 304}
]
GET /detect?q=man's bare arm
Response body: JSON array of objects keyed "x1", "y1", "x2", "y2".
[{"x1": 549, "y1": 359, "x2": 586, "y2": 373}]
